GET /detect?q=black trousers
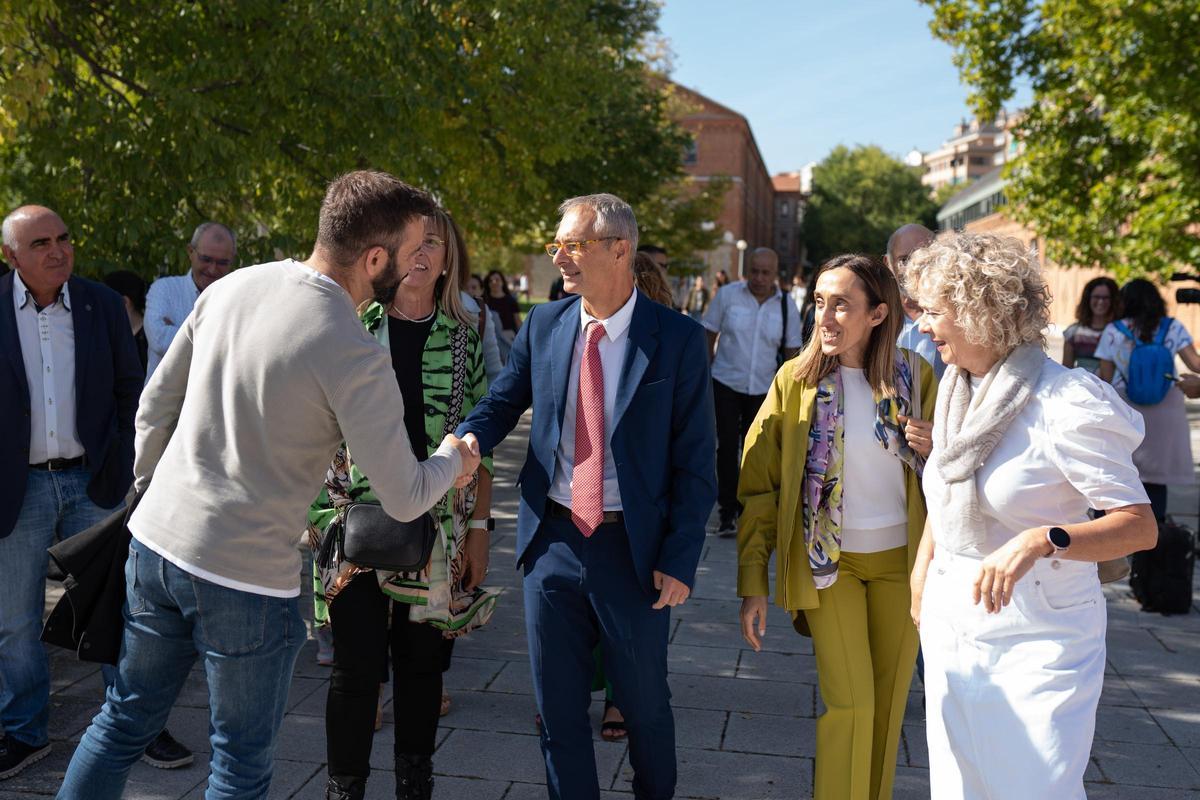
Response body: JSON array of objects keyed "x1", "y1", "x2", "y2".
[
  {"x1": 326, "y1": 570, "x2": 449, "y2": 781},
  {"x1": 713, "y1": 378, "x2": 767, "y2": 518}
]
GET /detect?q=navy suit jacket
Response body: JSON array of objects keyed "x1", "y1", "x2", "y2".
[
  {"x1": 457, "y1": 292, "x2": 717, "y2": 594},
  {"x1": 0, "y1": 272, "x2": 144, "y2": 537}
]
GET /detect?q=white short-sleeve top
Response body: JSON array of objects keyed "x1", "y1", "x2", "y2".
[
  {"x1": 924, "y1": 357, "x2": 1149, "y2": 558},
  {"x1": 1094, "y1": 317, "x2": 1193, "y2": 394}
]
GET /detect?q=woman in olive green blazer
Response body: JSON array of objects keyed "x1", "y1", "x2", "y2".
[{"x1": 736, "y1": 254, "x2": 937, "y2": 800}]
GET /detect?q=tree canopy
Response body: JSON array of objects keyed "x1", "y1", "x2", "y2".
[
  {"x1": 802, "y1": 145, "x2": 938, "y2": 264},
  {"x1": 922, "y1": 0, "x2": 1200, "y2": 280},
  {"x1": 0, "y1": 0, "x2": 707, "y2": 276}
]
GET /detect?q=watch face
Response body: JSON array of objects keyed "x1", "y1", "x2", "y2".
[{"x1": 1048, "y1": 526, "x2": 1071, "y2": 549}]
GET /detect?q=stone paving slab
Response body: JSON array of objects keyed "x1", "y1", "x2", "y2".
[{"x1": 7, "y1": 413, "x2": 1200, "y2": 798}]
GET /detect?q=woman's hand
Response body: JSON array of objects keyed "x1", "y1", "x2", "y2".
[
  {"x1": 739, "y1": 596, "x2": 769, "y2": 652},
  {"x1": 460, "y1": 527, "x2": 490, "y2": 591},
  {"x1": 898, "y1": 414, "x2": 934, "y2": 458},
  {"x1": 973, "y1": 527, "x2": 1053, "y2": 613},
  {"x1": 910, "y1": 572, "x2": 926, "y2": 629}
]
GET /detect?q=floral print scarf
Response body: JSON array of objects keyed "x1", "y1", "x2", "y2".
[{"x1": 803, "y1": 356, "x2": 924, "y2": 589}]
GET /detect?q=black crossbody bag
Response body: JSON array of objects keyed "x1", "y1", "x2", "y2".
[
  {"x1": 777, "y1": 291, "x2": 790, "y2": 367},
  {"x1": 317, "y1": 503, "x2": 438, "y2": 574}
]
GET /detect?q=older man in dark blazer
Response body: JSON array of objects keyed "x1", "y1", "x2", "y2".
[
  {"x1": 457, "y1": 194, "x2": 716, "y2": 800},
  {"x1": 0, "y1": 206, "x2": 143, "y2": 780}
]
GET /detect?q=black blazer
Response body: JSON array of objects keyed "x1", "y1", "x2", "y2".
[{"x1": 0, "y1": 272, "x2": 144, "y2": 537}]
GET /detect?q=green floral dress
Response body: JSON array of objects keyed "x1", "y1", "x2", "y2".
[{"x1": 307, "y1": 302, "x2": 497, "y2": 636}]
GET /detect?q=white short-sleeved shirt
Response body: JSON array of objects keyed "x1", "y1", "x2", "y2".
[
  {"x1": 924, "y1": 358, "x2": 1148, "y2": 558},
  {"x1": 703, "y1": 281, "x2": 804, "y2": 396},
  {"x1": 1094, "y1": 317, "x2": 1193, "y2": 393}
]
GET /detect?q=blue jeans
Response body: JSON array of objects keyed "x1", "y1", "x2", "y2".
[
  {"x1": 58, "y1": 539, "x2": 304, "y2": 800},
  {"x1": 0, "y1": 466, "x2": 115, "y2": 747}
]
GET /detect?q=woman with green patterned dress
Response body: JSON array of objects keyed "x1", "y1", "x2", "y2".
[{"x1": 308, "y1": 209, "x2": 496, "y2": 800}]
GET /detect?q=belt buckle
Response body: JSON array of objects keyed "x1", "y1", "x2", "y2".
[{"x1": 45, "y1": 459, "x2": 60, "y2": 472}]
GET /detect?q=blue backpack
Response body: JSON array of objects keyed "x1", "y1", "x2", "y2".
[{"x1": 1113, "y1": 318, "x2": 1175, "y2": 405}]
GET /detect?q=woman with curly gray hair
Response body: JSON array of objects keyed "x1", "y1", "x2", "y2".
[{"x1": 904, "y1": 232, "x2": 1156, "y2": 798}]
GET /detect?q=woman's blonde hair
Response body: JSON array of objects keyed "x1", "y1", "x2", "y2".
[
  {"x1": 904, "y1": 232, "x2": 1050, "y2": 353},
  {"x1": 793, "y1": 254, "x2": 903, "y2": 396},
  {"x1": 428, "y1": 208, "x2": 472, "y2": 327},
  {"x1": 633, "y1": 252, "x2": 674, "y2": 307}
]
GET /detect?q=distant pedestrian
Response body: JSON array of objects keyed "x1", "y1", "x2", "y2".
[
  {"x1": 738, "y1": 254, "x2": 936, "y2": 800},
  {"x1": 886, "y1": 223, "x2": 945, "y2": 378},
  {"x1": 57, "y1": 171, "x2": 479, "y2": 800},
  {"x1": 102, "y1": 270, "x2": 149, "y2": 371},
  {"x1": 703, "y1": 247, "x2": 803, "y2": 537},
  {"x1": 144, "y1": 221, "x2": 235, "y2": 381},
  {"x1": 633, "y1": 251, "x2": 674, "y2": 306},
  {"x1": 714, "y1": 269, "x2": 729, "y2": 290},
  {"x1": 1062, "y1": 276, "x2": 1120, "y2": 374},
  {"x1": 788, "y1": 271, "x2": 806, "y2": 312},
  {"x1": 906, "y1": 232, "x2": 1156, "y2": 799},
  {"x1": 684, "y1": 275, "x2": 710, "y2": 320},
  {"x1": 484, "y1": 269, "x2": 522, "y2": 343},
  {"x1": 0, "y1": 206, "x2": 143, "y2": 781},
  {"x1": 1096, "y1": 278, "x2": 1200, "y2": 522}
]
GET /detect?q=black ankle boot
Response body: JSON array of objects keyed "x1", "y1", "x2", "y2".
[
  {"x1": 394, "y1": 753, "x2": 434, "y2": 800},
  {"x1": 325, "y1": 774, "x2": 366, "y2": 800}
]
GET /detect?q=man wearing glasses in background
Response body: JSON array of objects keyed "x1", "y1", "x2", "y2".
[{"x1": 144, "y1": 221, "x2": 236, "y2": 381}]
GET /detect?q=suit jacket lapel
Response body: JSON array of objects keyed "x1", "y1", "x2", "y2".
[
  {"x1": 550, "y1": 298, "x2": 580, "y2": 436},
  {"x1": 70, "y1": 277, "x2": 96, "y2": 410},
  {"x1": 613, "y1": 293, "x2": 659, "y2": 430},
  {"x1": 0, "y1": 272, "x2": 30, "y2": 405}
]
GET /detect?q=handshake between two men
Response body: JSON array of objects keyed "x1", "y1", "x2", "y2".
[{"x1": 443, "y1": 432, "x2": 483, "y2": 488}]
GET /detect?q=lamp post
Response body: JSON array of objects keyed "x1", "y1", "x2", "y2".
[{"x1": 736, "y1": 239, "x2": 748, "y2": 280}]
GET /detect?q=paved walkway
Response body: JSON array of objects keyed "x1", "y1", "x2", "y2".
[{"x1": 7, "y1": 412, "x2": 1200, "y2": 799}]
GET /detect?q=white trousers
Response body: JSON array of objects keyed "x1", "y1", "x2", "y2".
[{"x1": 920, "y1": 550, "x2": 1106, "y2": 800}]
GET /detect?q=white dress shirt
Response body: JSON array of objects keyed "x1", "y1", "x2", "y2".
[
  {"x1": 144, "y1": 273, "x2": 200, "y2": 381},
  {"x1": 547, "y1": 289, "x2": 639, "y2": 512},
  {"x1": 13, "y1": 271, "x2": 85, "y2": 464},
  {"x1": 703, "y1": 281, "x2": 804, "y2": 396}
]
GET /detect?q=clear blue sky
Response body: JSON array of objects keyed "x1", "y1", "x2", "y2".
[{"x1": 658, "y1": 0, "x2": 1031, "y2": 174}]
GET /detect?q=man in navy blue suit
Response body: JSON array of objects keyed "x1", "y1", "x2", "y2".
[
  {"x1": 457, "y1": 194, "x2": 716, "y2": 800},
  {"x1": 0, "y1": 206, "x2": 145, "y2": 779}
]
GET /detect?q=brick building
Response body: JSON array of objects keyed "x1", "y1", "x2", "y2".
[
  {"x1": 771, "y1": 171, "x2": 806, "y2": 280},
  {"x1": 675, "y1": 84, "x2": 776, "y2": 280}
]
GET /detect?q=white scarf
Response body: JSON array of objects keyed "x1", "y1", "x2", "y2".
[{"x1": 933, "y1": 344, "x2": 1045, "y2": 552}]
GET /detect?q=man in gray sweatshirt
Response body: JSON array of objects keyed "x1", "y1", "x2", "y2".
[{"x1": 58, "y1": 171, "x2": 480, "y2": 800}]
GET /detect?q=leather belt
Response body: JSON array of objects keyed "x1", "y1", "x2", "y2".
[
  {"x1": 30, "y1": 456, "x2": 86, "y2": 471},
  {"x1": 546, "y1": 499, "x2": 623, "y2": 525}
]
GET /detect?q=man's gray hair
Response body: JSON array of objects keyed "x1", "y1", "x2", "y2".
[
  {"x1": 558, "y1": 193, "x2": 638, "y2": 255},
  {"x1": 1, "y1": 212, "x2": 19, "y2": 249},
  {"x1": 190, "y1": 221, "x2": 237, "y2": 253}
]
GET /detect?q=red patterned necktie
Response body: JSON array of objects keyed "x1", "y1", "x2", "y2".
[{"x1": 572, "y1": 321, "x2": 607, "y2": 537}]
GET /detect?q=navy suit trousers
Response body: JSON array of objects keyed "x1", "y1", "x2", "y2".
[{"x1": 523, "y1": 514, "x2": 675, "y2": 800}]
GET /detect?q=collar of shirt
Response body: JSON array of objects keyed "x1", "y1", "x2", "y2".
[
  {"x1": 578, "y1": 287, "x2": 638, "y2": 341},
  {"x1": 13, "y1": 270, "x2": 71, "y2": 312},
  {"x1": 736, "y1": 280, "x2": 782, "y2": 304}
]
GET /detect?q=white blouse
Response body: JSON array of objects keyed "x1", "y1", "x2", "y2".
[{"x1": 924, "y1": 358, "x2": 1148, "y2": 558}]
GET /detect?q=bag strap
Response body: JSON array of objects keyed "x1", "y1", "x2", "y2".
[
  {"x1": 778, "y1": 291, "x2": 788, "y2": 363},
  {"x1": 1155, "y1": 317, "x2": 1173, "y2": 346},
  {"x1": 1113, "y1": 320, "x2": 1136, "y2": 342}
]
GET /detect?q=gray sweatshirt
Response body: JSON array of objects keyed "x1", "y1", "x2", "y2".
[{"x1": 129, "y1": 259, "x2": 461, "y2": 596}]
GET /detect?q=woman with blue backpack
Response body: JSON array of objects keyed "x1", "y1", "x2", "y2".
[{"x1": 1096, "y1": 278, "x2": 1200, "y2": 522}]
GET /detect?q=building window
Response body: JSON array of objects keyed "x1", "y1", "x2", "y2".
[
  {"x1": 970, "y1": 156, "x2": 987, "y2": 165},
  {"x1": 683, "y1": 141, "x2": 697, "y2": 165},
  {"x1": 780, "y1": 200, "x2": 789, "y2": 217}
]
